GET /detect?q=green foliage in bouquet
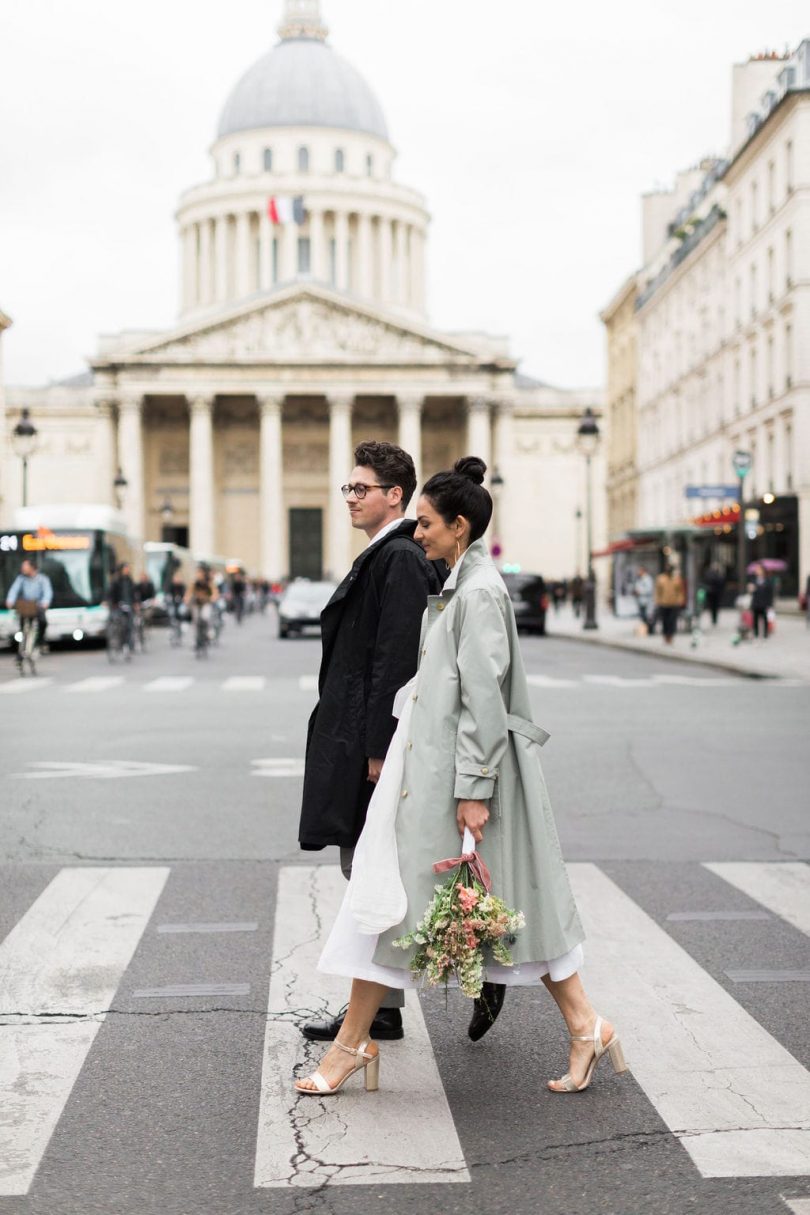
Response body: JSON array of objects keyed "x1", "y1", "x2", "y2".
[{"x1": 392, "y1": 862, "x2": 525, "y2": 998}]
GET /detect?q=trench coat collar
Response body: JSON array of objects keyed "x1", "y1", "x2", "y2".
[
  {"x1": 324, "y1": 517, "x2": 417, "y2": 612},
  {"x1": 437, "y1": 537, "x2": 491, "y2": 603}
]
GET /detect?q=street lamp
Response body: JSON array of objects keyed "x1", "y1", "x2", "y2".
[
  {"x1": 12, "y1": 409, "x2": 38, "y2": 507},
  {"x1": 490, "y1": 468, "x2": 504, "y2": 559},
  {"x1": 113, "y1": 468, "x2": 128, "y2": 510},
  {"x1": 732, "y1": 450, "x2": 753, "y2": 600},
  {"x1": 576, "y1": 407, "x2": 601, "y2": 630}
]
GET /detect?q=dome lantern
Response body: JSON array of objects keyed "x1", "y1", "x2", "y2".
[{"x1": 277, "y1": 0, "x2": 328, "y2": 42}]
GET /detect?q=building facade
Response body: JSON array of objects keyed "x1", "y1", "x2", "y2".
[
  {"x1": 2, "y1": 0, "x2": 604, "y2": 582},
  {"x1": 604, "y1": 42, "x2": 809, "y2": 596},
  {"x1": 600, "y1": 275, "x2": 638, "y2": 543}
]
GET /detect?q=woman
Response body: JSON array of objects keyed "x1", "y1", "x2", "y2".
[
  {"x1": 654, "y1": 563, "x2": 686, "y2": 644},
  {"x1": 295, "y1": 457, "x2": 627, "y2": 1098}
]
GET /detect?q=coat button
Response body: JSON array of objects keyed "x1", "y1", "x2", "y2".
[
  {"x1": 481, "y1": 766, "x2": 489, "y2": 775},
  {"x1": 412, "y1": 693, "x2": 418, "y2": 702},
  {"x1": 437, "y1": 603, "x2": 445, "y2": 612},
  {"x1": 401, "y1": 790, "x2": 408, "y2": 798},
  {"x1": 407, "y1": 742, "x2": 413, "y2": 750},
  {"x1": 421, "y1": 648, "x2": 427, "y2": 656}
]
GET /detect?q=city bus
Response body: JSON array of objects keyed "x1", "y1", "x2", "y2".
[
  {"x1": 0, "y1": 504, "x2": 141, "y2": 646},
  {"x1": 144, "y1": 541, "x2": 196, "y2": 622}
]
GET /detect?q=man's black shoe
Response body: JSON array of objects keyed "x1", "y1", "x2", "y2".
[
  {"x1": 468, "y1": 982, "x2": 506, "y2": 1042},
  {"x1": 302, "y1": 1006, "x2": 404, "y2": 1042}
]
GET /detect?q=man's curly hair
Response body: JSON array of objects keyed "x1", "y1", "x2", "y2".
[{"x1": 353, "y1": 440, "x2": 417, "y2": 509}]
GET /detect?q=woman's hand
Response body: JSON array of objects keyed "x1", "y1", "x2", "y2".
[{"x1": 457, "y1": 799, "x2": 489, "y2": 844}]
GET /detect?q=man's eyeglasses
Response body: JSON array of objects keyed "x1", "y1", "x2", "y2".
[{"x1": 340, "y1": 483, "x2": 395, "y2": 500}]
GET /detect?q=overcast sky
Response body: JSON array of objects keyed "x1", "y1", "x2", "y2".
[{"x1": 1, "y1": 0, "x2": 807, "y2": 389}]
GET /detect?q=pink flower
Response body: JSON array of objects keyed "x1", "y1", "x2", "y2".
[{"x1": 457, "y1": 886, "x2": 479, "y2": 913}]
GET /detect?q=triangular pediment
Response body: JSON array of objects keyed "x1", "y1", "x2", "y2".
[{"x1": 107, "y1": 286, "x2": 498, "y2": 369}]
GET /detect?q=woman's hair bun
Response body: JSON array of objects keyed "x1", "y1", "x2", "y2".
[{"x1": 453, "y1": 455, "x2": 487, "y2": 485}]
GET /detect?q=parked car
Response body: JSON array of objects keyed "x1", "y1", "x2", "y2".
[
  {"x1": 277, "y1": 579, "x2": 337, "y2": 638},
  {"x1": 502, "y1": 572, "x2": 549, "y2": 635}
]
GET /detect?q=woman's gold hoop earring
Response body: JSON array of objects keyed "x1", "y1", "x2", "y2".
[{"x1": 455, "y1": 538, "x2": 461, "y2": 565}]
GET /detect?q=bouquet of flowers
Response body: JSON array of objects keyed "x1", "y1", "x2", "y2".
[{"x1": 392, "y1": 829, "x2": 525, "y2": 998}]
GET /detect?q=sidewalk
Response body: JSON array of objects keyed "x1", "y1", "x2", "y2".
[{"x1": 547, "y1": 603, "x2": 810, "y2": 682}]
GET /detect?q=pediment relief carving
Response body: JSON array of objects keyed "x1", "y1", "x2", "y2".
[{"x1": 132, "y1": 297, "x2": 477, "y2": 367}]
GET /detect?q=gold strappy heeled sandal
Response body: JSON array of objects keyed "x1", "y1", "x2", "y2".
[
  {"x1": 295, "y1": 1037, "x2": 380, "y2": 1096},
  {"x1": 548, "y1": 1015, "x2": 628, "y2": 1094}
]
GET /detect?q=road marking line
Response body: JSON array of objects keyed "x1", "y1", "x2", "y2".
[
  {"x1": 666, "y1": 910, "x2": 772, "y2": 922},
  {"x1": 157, "y1": 922, "x2": 259, "y2": 935},
  {"x1": 132, "y1": 983, "x2": 250, "y2": 998},
  {"x1": 253, "y1": 866, "x2": 469, "y2": 1188},
  {"x1": 704, "y1": 863, "x2": 810, "y2": 938},
  {"x1": 0, "y1": 678, "x2": 54, "y2": 694},
  {"x1": 651, "y1": 674, "x2": 739, "y2": 687},
  {"x1": 569, "y1": 863, "x2": 810, "y2": 1178},
  {"x1": 782, "y1": 1198, "x2": 810, "y2": 1213},
  {"x1": 298, "y1": 675, "x2": 318, "y2": 691},
  {"x1": 63, "y1": 677, "x2": 125, "y2": 693},
  {"x1": 222, "y1": 676, "x2": 266, "y2": 692},
  {"x1": 526, "y1": 674, "x2": 578, "y2": 688},
  {"x1": 143, "y1": 676, "x2": 194, "y2": 692},
  {"x1": 251, "y1": 758, "x2": 305, "y2": 778},
  {"x1": 0, "y1": 867, "x2": 169, "y2": 1196},
  {"x1": 11, "y1": 760, "x2": 195, "y2": 780},
  {"x1": 725, "y1": 970, "x2": 810, "y2": 983},
  {"x1": 582, "y1": 674, "x2": 655, "y2": 687}
]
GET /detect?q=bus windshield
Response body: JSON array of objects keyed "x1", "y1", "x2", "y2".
[{"x1": 0, "y1": 530, "x2": 105, "y2": 609}]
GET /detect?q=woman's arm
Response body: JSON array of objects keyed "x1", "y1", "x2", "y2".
[{"x1": 454, "y1": 587, "x2": 510, "y2": 808}]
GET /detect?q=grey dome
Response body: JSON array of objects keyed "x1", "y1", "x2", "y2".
[{"x1": 217, "y1": 38, "x2": 389, "y2": 142}]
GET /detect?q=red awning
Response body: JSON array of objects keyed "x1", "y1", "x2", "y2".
[{"x1": 591, "y1": 537, "x2": 656, "y2": 559}]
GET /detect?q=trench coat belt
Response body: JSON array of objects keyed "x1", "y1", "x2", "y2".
[{"x1": 506, "y1": 714, "x2": 550, "y2": 748}]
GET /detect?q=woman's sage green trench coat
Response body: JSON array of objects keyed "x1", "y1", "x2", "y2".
[{"x1": 373, "y1": 538, "x2": 585, "y2": 971}]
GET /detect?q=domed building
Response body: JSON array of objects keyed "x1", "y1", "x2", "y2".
[{"x1": 3, "y1": 0, "x2": 604, "y2": 581}]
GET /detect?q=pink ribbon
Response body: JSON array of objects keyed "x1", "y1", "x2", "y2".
[{"x1": 432, "y1": 850, "x2": 492, "y2": 892}]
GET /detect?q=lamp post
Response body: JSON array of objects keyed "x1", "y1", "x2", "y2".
[
  {"x1": 577, "y1": 407, "x2": 601, "y2": 630},
  {"x1": 160, "y1": 497, "x2": 174, "y2": 538},
  {"x1": 12, "y1": 409, "x2": 38, "y2": 508},
  {"x1": 113, "y1": 468, "x2": 128, "y2": 511},
  {"x1": 732, "y1": 450, "x2": 753, "y2": 600},
  {"x1": 490, "y1": 468, "x2": 504, "y2": 560}
]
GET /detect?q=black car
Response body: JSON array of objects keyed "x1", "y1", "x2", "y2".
[{"x1": 502, "y1": 573, "x2": 548, "y2": 635}]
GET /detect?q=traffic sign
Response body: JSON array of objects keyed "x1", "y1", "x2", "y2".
[
  {"x1": 684, "y1": 485, "x2": 740, "y2": 499},
  {"x1": 732, "y1": 450, "x2": 753, "y2": 478}
]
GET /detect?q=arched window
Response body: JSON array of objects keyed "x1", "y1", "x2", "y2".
[
  {"x1": 335, "y1": 148, "x2": 345, "y2": 173},
  {"x1": 264, "y1": 147, "x2": 273, "y2": 172},
  {"x1": 298, "y1": 146, "x2": 310, "y2": 173},
  {"x1": 233, "y1": 151, "x2": 241, "y2": 175},
  {"x1": 366, "y1": 153, "x2": 373, "y2": 177}
]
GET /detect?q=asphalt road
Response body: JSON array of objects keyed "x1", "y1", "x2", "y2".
[{"x1": 1, "y1": 611, "x2": 809, "y2": 1215}]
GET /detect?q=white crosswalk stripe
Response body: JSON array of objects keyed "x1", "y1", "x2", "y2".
[
  {"x1": 0, "y1": 867, "x2": 169, "y2": 1196},
  {"x1": 570, "y1": 863, "x2": 810, "y2": 1178},
  {"x1": 0, "y1": 677, "x2": 54, "y2": 694},
  {"x1": 222, "y1": 676, "x2": 266, "y2": 691},
  {"x1": 704, "y1": 862, "x2": 810, "y2": 938},
  {"x1": 253, "y1": 866, "x2": 469, "y2": 1187},
  {"x1": 143, "y1": 676, "x2": 194, "y2": 692},
  {"x1": 63, "y1": 676, "x2": 125, "y2": 693}
]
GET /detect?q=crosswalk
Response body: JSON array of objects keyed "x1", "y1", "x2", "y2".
[
  {"x1": 2, "y1": 670, "x2": 797, "y2": 697},
  {"x1": 0, "y1": 860, "x2": 808, "y2": 1197}
]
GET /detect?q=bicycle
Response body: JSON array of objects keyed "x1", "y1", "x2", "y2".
[
  {"x1": 193, "y1": 604, "x2": 211, "y2": 659},
  {"x1": 16, "y1": 615, "x2": 39, "y2": 677},
  {"x1": 168, "y1": 604, "x2": 184, "y2": 648},
  {"x1": 107, "y1": 605, "x2": 135, "y2": 663}
]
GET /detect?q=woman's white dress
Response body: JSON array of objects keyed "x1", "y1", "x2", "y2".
[{"x1": 318, "y1": 678, "x2": 583, "y2": 990}]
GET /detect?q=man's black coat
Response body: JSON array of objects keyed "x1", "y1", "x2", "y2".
[{"x1": 299, "y1": 519, "x2": 444, "y2": 851}]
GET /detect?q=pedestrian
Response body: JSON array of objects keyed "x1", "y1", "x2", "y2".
[
  {"x1": 298, "y1": 440, "x2": 446, "y2": 1046},
  {"x1": 296, "y1": 456, "x2": 629, "y2": 1100},
  {"x1": 5, "y1": 557, "x2": 53, "y2": 651},
  {"x1": 654, "y1": 563, "x2": 685, "y2": 645},
  {"x1": 570, "y1": 573, "x2": 584, "y2": 618},
  {"x1": 749, "y1": 564, "x2": 774, "y2": 640},
  {"x1": 703, "y1": 563, "x2": 726, "y2": 626},
  {"x1": 632, "y1": 566, "x2": 654, "y2": 633}
]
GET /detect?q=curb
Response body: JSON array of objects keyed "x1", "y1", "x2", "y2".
[{"x1": 547, "y1": 629, "x2": 794, "y2": 681}]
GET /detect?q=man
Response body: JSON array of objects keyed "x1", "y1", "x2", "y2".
[
  {"x1": 298, "y1": 440, "x2": 444, "y2": 1044},
  {"x1": 107, "y1": 562, "x2": 138, "y2": 654},
  {"x1": 749, "y1": 564, "x2": 773, "y2": 640},
  {"x1": 6, "y1": 557, "x2": 53, "y2": 654},
  {"x1": 703, "y1": 563, "x2": 726, "y2": 627},
  {"x1": 185, "y1": 565, "x2": 218, "y2": 647}
]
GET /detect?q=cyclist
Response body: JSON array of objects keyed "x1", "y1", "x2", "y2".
[
  {"x1": 167, "y1": 571, "x2": 187, "y2": 644},
  {"x1": 6, "y1": 557, "x2": 53, "y2": 665},
  {"x1": 107, "y1": 562, "x2": 137, "y2": 657},
  {"x1": 186, "y1": 565, "x2": 218, "y2": 654},
  {"x1": 230, "y1": 569, "x2": 246, "y2": 624}
]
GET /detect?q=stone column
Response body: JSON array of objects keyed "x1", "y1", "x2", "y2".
[
  {"x1": 466, "y1": 397, "x2": 492, "y2": 470},
  {"x1": 493, "y1": 399, "x2": 515, "y2": 555},
  {"x1": 117, "y1": 394, "x2": 145, "y2": 539},
  {"x1": 282, "y1": 220, "x2": 298, "y2": 283},
  {"x1": 309, "y1": 206, "x2": 325, "y2": 281},
  {"x1": 259, "y1": 209, "x2": 273, "y2": 291},
  {"x1": 181, "y1": 227, "x2": 194, "y2": 312},
  {"x1": 214, "y1": 215, "x2": 229, "y2": 303},
  {"x1": 397, "y1": 394, "x2": 423, "y2": 499},
  {"x1": 198, "y1": 220, "x2": 213, "y2": 306},
  {"x1": 235, "y1": 211, "x2": 252, "y2": 298},
  {"x1": 334, "y1": 210, "x2": 349, "y2": 290},
  {"x1": 393, "y1": 220, "x2": 406, "y2": 306},
  {"x1": 327, "y1": 395, "x2": 354, "y2": 578},
  {"x1": 410, "y1": 228, "x2": 426, "y2": 313},
  {"x1": 258, "y1": 395, "x2": 285, "y2": 580},
  {"x1": 188, "y1": 394, "x2": 216, "y2": 555},
  {"x1": 357, "y1": 212, "x2": 373, "y2": 299},
  {"x1": 378, "y1": 217, "x2": 393, "y2": 305},
  {"x1": 96, "y1": 400, "x2": 118, "y2": 506}
]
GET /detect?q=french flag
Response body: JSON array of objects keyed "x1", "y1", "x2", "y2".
[{"x1": 268, "y1": 197, "x2": 306, "y2": 225}]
